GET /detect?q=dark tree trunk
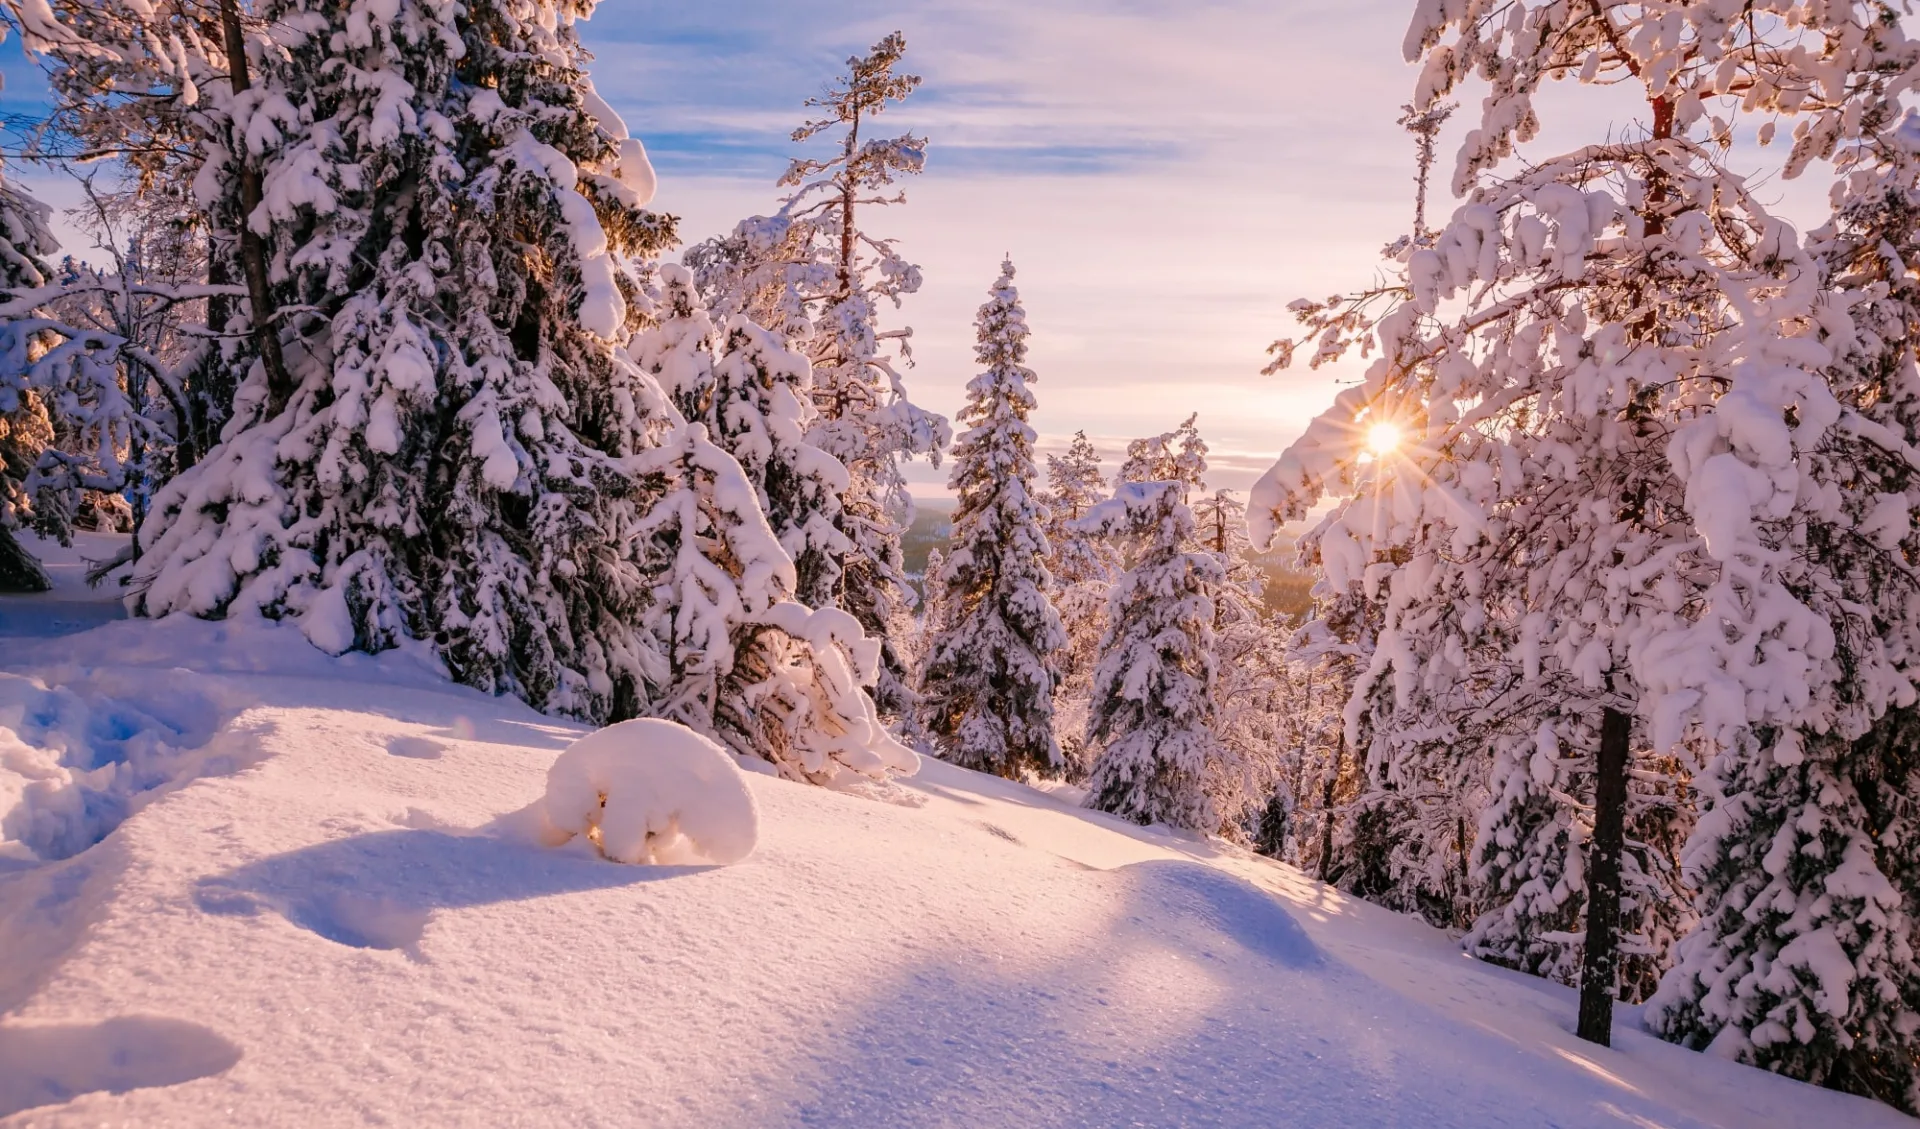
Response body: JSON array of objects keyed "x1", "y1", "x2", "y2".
[
  {"x1": 1318, "y1": 732, "x2": 1344, "y2": 883},
  {"x1": 0, "y1": 526, "x2": 51, "y2": 593},
  {"x1": 219, "y1": 0, "x2": 294, "y2": 416},
  {"x1": 1577, "y1": 705, "x2": 1631, "y2": 1045},
  {"x1": 1455, "y1": 813, "x2": 1471, "y2": 927}
]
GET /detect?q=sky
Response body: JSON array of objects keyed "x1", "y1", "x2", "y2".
[
  {"x1": 578, "y1": 0, "x2": 1434, "y2": 498},
  {"x1": 2, "y1": 1, "x2": 1839, "y2": 500}
]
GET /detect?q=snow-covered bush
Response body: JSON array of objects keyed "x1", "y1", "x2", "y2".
[{"x1": 535, "y1": 719, "x2": 759, "y2": 866}]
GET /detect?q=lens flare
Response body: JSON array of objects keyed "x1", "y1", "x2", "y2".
[{"x1": 1364, "y1": 421, "x2": 1403, "y2": 457}]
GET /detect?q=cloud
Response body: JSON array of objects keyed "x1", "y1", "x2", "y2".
[{"x1": 590, "y1": 1, "x2": 1426, "y2": 498}]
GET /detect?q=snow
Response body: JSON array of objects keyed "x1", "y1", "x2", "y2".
[
  {"x1": 523, "y1": 718, "x2": 758, "y2": 866},
  {"x1": 0, "y1": 532, "x2": 129, "y2": 640},
  {"x1": 0, "y1": 595, "x2": 1910, "y2": 1126}
]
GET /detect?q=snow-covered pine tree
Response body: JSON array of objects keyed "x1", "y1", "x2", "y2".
[
  {"x1": 0, "y1": 168, "x2": 59, "y2": 592},
  {"x1": 618, "y1": 265, "x2": 911, "y2": 782},
  {"x1": 1251, "y1": 0, "x2": 1913, "y2": 1046},
  {"x1": 1042, "y1": 430, "x2": 1118, "y2": 774},
  {"x1": 1192, "y1": 487, "x2": 1288, "y2": 836},
  {"x1": 134, "y1": 0, "x2": 679, "y2": 724},
  {"x1": 1079, "y1": 479, "x2": 1227, "y2": 831},
  {"x1": 1117, "y1": 413, "x2": 1207, "y2": 496},
  {"x1": 686, "y1": 33, "x2": 949, "y2": 715},
  {"x1": 1043, "y1": 431, "x2": 1113, "y2": 582},
  {"x1": 708, "y1": 309, "x2": 851, "y2": 612},
  {"x1": 918, "y1": 260, "x2": 1065, "y2": 777},
  {"x1": 1649, "y1": 72, "x2": 1920, "y2": 1105},
  {"x1": 630, "y1": 419, "x2": 914, "y2": 785},
  {"x1": 632, "y1": 263, "x2": 715, "y2": 425}
]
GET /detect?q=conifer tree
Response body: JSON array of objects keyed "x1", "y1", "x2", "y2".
[
  {"x1": 1079, "y1": 480, "x2": 1227, "y2": 831},
  {"x1": 1650, "y1": 86, "x2": 1920, "y2": 1107},
  {"x1": 919, "y1": 260, "x2": 1065, "y2": 777},
  {"x1": 631, "y1": 420, "x2": 914, "y2": 785},
  {"x1": 708, "y1": 310, "x2": 851, "y2": 612},
  {"x1": 1117, "y1": 414, "x2": 1207, "y2": 495},
  {"x1": 134, "y1": 0, "x2": 678, "y2": 723},
  {"x1": 0, "y1": 171, "x2": 59, "y2": 592},
  {"x1": 1193, "y1": 487, "x2": 1288, "y2": 831},
  {"x1": 1042, "y1": 430, "x2": 1118, "y2": 773},
  {"x1": 684, "y1": 33, "x2": 949, "y2": 714}
]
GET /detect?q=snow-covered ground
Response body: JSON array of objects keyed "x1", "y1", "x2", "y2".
[{"x1": 0, "y1": 532, "x2": 1910, "y2": 1127}]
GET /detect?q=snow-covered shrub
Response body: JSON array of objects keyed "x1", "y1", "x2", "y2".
[
  {"x1": 724, "y1": 602, "x2": 920, "y2": 786},
  {"x1": 535, "y1": 719, "x2": 759, "y2": 866}
]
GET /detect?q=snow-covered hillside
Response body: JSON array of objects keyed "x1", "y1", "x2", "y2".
[{"x1": 0, "y1": 540, "x2": 1907, "y2": 1127}]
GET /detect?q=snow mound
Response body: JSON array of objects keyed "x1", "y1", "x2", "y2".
[{"x1": 535, "y1": 719, "x2": 759, "y2": 865}]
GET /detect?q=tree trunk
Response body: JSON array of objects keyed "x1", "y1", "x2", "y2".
[
  {"x1": 1455, "y1": 813, "x2": 1470, "y2": 927},
  {"x1": 0, "y1": 526, "x2": 51, "y2": 593},
  {"x1": 1318, "y1": 732, "x2": 1344, "y2": 883},
  {"x1": 1576, "y1": 705, "x2": 1631, "y2": 1045},
  {"x1": 218, "y1": 0, "x2": 293, "y2": 416}
]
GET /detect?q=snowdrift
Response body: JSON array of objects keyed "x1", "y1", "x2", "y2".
[
  {"x1": 526, "y1": 718, "x2": 759, "y2": 865},
  {"x1": 0, "y1": 578, "x2": 1910, "y2": 1127}
]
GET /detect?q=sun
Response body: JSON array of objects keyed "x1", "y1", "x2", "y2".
[{"x1": 1364, "y1": 421, "x2": 1403, "y2": 458}]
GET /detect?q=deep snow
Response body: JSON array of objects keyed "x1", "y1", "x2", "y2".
[{"x1": 0, "y1": 533, "x2": 1910, "y2": 1127}]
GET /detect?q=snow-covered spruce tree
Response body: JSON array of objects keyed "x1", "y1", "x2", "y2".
[
  {"x1": 1043, "y1": 431, "x2": 1114, "y2": 582},
  {"x1": 0, "y1": 170, "x2": 59, "y2": 592},
  {"x1": 708, "y1": 309, "x2": 851, "y2": 612},
  {"x1": 918, "y1": 260, "x2": 1066, "y2": 777},
  {"x1": 1649, "y1": 95, "x2": 1920, "y2": 1104},
  {"x1": 1042, "y1": 430, "x2": 1118, "y2": 775},
  {"x1": 686, "y1": 33, "x2": 949, "y2": 715},
  {"x1": 1116, "y1": 413, "x2": 1207, "y2": 497},
  {"x1": 1079, "y1": 480, "x2": 1228, "y2": 831},
  {"x1": 632, "y1": 263, "x2": 716, "y2": 426},
  {"x1": 1250, "y1": 0, "x2": 1920, "y2": 1044},
  {"x1": 631, "y1": 420, "x2": 915, "y2": 785},
  {"x1": 134, "y1": 0, "x2": 679, "y2": 723},
  {"x1": 619, "y1": 267, "x2": 911, "y2": 782}
]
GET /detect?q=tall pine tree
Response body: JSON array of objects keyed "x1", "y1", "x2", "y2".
[
  {"x1": 919, "y1": 260, "x2": 1065, "y2": 777},
  {"x1": 683, "y1": 33, "x2": 948, "y2": 714}
]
